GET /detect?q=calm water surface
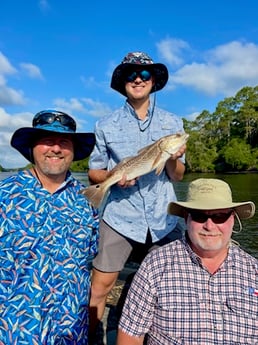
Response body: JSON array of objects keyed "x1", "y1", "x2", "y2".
[{"x1": 1, "y1": 171, "x2": 257, "y2": 258}]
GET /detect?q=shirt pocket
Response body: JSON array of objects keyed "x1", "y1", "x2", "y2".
[
  {"x1": 223, "y1": 294, "x2": 258, "y2": 343},
  {"x1": 105, "y1": 131, "x2": 135, "y2": 161},
  {"x1": 147, "y1": 332, "x2": 184, "y2": 345},
  {"x1": 155, "y1": 289, "x2": 201, "y2": 341},
  {"x1": 150, "y1": 131, "x2": 162, "y2": 142},
  {"x1": 151, "y1": 129, "x2": 173, "y2": 142}
]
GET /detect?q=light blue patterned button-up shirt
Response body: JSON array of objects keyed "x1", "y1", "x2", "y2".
[
  {"x1": 0, "y1": 170, "x2": 99, "y2": 344},
  {"x1": 89, "y1": 100, "x2": 185, "y2": 243}
]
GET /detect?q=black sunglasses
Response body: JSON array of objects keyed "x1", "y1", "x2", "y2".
[
  {"x1": 32, "y1": 110, "x2": 76, "y2": 131},
  {"x1": 125, "y1": 70, "x2": 152, "y2": 82},
  {"x1": 188, "y1": 210, "x2": 233, "y2": 224}
]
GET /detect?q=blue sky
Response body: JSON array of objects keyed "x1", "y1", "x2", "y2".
[{"x1": 1, "y1": 0, "x2": 258, "y2": 168}]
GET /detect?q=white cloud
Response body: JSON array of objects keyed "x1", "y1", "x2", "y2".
[
  {"x1": 20, "y1": 63, "x2": 44, "y2": 80},
  {"x1": 0, "y1": 52, "x2": 17, "y2": 75},
  {"x1": 53, "y1": 97, "x2": 112, "y2": 119},
  {"x1": 81, "y1": 98, "x2": 112, "y2": 118},
  {"x1": 157, "y1": 38, "x2": 190, "y2": 67},
  {"x1": 0, "y1": 143, "x2": 28, "y2": 170},
  {"x1": 166, "y1": 40, "x2": 258, "y2": 96},
  {"x1": 0, "y1": 86, "x2": 25, "y2": 105},
  {"x1": 0, "y1": 108, "x2": 33, "y2": 168},
  {"x1": 186, "y1": 111, "x2": 200, "y2": 121},
  {"x1": 0, "y1": 52, "x2": 26, "y2": 106},
  {"x1": 80, "y1": 75, "x2": 110, "y2": 94}
]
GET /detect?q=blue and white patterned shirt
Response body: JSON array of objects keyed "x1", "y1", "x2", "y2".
[
  {"x1": 118, "y1": 236, "x2": 258, "y2": 344},
  {"x1": 89, "y1": 100, "x2": 185, "y2": 243},
  {"x1": 0, "y1": 170, "x2": 99, "y2": 345}
]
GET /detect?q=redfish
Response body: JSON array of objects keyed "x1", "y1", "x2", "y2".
[{"x1": 80, "y1": 133, "x2": 189, "y2": 208}]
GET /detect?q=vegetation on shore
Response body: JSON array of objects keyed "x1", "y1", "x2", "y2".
[
  {"x1": 184, "y1": 86, "x2": 258, "y2": 172},
  {"x1": 1, "y1": 86, "x2": 257, "y2": 173}
]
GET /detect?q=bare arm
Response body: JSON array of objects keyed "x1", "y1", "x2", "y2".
[
  {"x1": 165, "y1": 144, "x2": 186, "y2": 181},
  {"x1": 88, "y1": 168, "x2": 109, "y2": 184},
  {"x1": 88, "y1": 169, "x2": 137, "y2": 187},
  {"x1": 116, "y1": 330, "x2": 145, "y2": 345}
]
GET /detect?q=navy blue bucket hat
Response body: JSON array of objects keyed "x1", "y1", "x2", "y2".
[
  {"x1": 111, "y1": 52, "x2": 169, "y2": 96},
  {"x1": 11, "y1": 110, "x2": 95, "y2": 162}
]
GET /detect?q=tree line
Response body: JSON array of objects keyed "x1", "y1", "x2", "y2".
[
  {"x1": 1, "y1": 86, "x2": 257, "y2": 173},
  {"x1": 183, "y1": 85, "x2": 258, "y2": 172},
  {"x1": 70, "y1": 85, "x2": 257, "y2": 173}
]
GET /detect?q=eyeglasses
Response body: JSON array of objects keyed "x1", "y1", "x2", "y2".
[
  {"x1": 125, "y1": 70, "x2": 152, "y2": 82},
  {"x1": 188, "y1": 210, "x2": 233, "y2": 224},
  {"x1": 32, "y1": 110, "x2": 76, "y2": 131}
]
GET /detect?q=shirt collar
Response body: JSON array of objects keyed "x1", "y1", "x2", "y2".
[{"x1": 125, "y1": 100, "x2": 154, "y2": 131}]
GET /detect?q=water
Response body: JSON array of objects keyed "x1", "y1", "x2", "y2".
[{"x1": 1, "y1": 171, "x2": 257, "y2": 258}]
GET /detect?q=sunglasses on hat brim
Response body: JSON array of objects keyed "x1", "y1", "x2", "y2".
[{"x1": 32, "y1": 111, "x2": 76, "y2": 132}]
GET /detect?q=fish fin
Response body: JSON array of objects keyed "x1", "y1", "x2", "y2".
[
  {"x1": 111, "y1": 157, "x2": 133, "y2": 172},
  {"x1": 137, "y1": 142, "x2": 156, "y2": 154},
  {"x1": 119, "y1": 156, "x2": 134, "y2": 164},
  {"x1": 80, "y1": 183, "x2": 108, "y2": 208},
  {"x1": 121, "y1": 156, "x2": 133, "y2": 162},
  {"x1": 152, "y1": 152, "x2": 167, "y2": 175},
  {"x1": 155, "y1": 161, "x2": 166, "y2": 175}
]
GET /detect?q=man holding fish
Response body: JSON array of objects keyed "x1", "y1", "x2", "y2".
[{"x1": 87, "y1": 51, "x2": 187, "y2": 342}]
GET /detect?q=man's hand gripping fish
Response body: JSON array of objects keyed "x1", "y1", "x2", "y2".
[{"x1": 80, "y1": 133, "x2": 189, "y2": 208}]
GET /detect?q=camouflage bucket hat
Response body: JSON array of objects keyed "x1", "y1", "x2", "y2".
[{"x1": 110, "y1": 52, "x2": 169, "y2": 96}]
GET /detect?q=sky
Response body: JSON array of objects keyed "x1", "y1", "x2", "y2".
[{"x1": 1, "y1": 0, "x2": 258, "y2": 169}]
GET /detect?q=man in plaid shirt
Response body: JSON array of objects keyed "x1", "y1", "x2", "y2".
[{"x1": 117, "y1": 178, "x2": 258, "y2": 345}]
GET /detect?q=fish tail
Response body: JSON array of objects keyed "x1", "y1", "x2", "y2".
[{"x1": 80, "y1": 183, "x2": 107, "y2": 208}]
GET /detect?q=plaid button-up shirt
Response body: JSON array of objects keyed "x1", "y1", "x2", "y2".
[{"x1": 118, "y1": 236, "x2": 258, "y2": 344}]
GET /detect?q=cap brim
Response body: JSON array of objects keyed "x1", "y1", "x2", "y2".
[
  {"x1": 167, "y1": 200, "x2": 255, "y2": 219},
  {"x1": 11, "y1": 127, "x2": 95, "y2": 163}
]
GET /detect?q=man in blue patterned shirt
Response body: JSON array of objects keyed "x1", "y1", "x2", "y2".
[
  {"x1": 0, "y1": 110, "x2": 99, "y2": 344},
  {"x1": 117, "y1": 178, "x2": 258, "y2": 345},
  {"x1": 88, "y1": 51, "x2": 187, "y2": 339}
]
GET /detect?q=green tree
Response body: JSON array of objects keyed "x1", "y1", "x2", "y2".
[
  {"x1": 183, "y1": 85, "x2": 258, "y2": 172},
  {"x1": 183, "y1": 118, "x2": 218, "y2": 172},
  {"x1": 70, "y1": 157, "x2": 89, "y2": 172},
  {"x1": 220, "y1": 138, "x2": 254, "y2": 170}
]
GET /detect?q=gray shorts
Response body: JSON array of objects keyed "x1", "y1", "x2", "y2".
[{"x1": 92, "y1": 219, "x2": 184, "y2": 272}]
